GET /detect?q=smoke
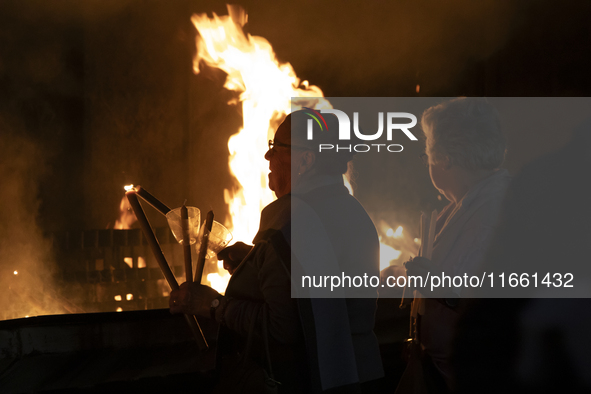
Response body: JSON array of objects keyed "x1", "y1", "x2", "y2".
[
  {"x1": 241, "y1": 0, "x2": 522, "y2": 95},
  {"x1": 0, "y1": 116, "x2": 63, "y2": 320}
]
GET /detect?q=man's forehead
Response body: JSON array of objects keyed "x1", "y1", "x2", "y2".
[
  {"x1": 274, "y1": 121, "x2": 291, "y2": 143},
  {"x1": 275, "y1": 116, "x2": 311, "y2": 147}
]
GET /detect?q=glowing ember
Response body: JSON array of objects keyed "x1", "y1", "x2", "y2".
[
  {"x1": 124, "y1": 184, "x2": 135, "y2": 192},
  {"x1": 116, "y1": 307, "x2": 123, "y2": 312},
  {"x1": 114, "y1": 295, "x2": 122, "y2": 301},
  {"x1": 192, "y1": 5, "x2": 331, "y2": 292},
  {"x1": 126, "y1": 294, "x2": 133, "y2": 301}
]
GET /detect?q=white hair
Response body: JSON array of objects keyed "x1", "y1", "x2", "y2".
[{"x1": 421, "y1": 97, "x2": 506, "y2": 171}]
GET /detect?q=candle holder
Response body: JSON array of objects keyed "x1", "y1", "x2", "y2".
[
  {"x1": 165, "y1": 207, "x2": 201, "y2": 245},
  {"x1": 196, "y1": 221, "x2": 233, "y2": 259}
]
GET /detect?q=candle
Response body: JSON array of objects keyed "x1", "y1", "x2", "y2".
[
  {"x1": 194, "y1": 210, "x2": 214, "y2": 284},
  {"x1": 425, "y1": 210, "x2": 437, "y2": 260},
  {"x1": 125, "y1": 184, "x2": 171, "y2": 216},
  {"x1": 126, "y1": 190, "x2": 208, "y2": 351},
  {"x1": 181, "y1": 205, "x2": 193, "y2": 283}
]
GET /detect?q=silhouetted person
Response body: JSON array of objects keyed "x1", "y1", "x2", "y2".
[
  {"x1": 454, "y1": 118, "x2": 591, "y2": 394},
  {"x1": 397, "y1": 98, "x2": 510, "y2": 393},
  {"x1": 170, "y1": 109, "x2": 384, "y2": 393}
]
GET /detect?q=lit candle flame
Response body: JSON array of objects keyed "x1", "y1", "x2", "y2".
[{"x1": 13, "y1": 270, "x2": 18, "y2": 275}]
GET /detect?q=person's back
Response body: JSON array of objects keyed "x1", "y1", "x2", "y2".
[
  {"x1": 293, "y1": 179, "x2": 384, "y2": 387},
  {"x1": 454, "y1": 120, "x2": 591, "y2": 394}
]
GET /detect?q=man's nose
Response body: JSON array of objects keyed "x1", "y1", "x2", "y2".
[{"x1": 264, "y1": 148, "x2": 273, "y2": 161}]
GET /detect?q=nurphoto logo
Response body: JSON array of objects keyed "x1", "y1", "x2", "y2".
[{"x1": 304, "y1": 107, "x2": 419, "y2": 153}]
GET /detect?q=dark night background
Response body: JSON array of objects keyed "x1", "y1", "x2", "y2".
[
  {"x1": 0, "y1": 0, "x2": 590, "y2": 392},
  {"x1": 1, "y1": 0, "x2": 589, "y2": 235},
  {"x1": 2, "y1": 0, "x2": 590, "y2": 319}
]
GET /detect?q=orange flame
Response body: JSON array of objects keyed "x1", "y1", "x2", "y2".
[
  {"x1": 114, "y1": 194, "x2": 136, "y2": 230},
  {"x1": 117, "y1": 185, "x2": 144, "y2": 270},
  {"x1": 192, "y1": 5, "x2": 331, "y2": 292},
  {"x1": 378, "y1": 221, "x2": 419, "y2": 271}
]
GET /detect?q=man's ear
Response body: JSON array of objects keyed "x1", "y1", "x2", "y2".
[{"x1": 299, "y1": 151, "x2": 316, "y2": 174}]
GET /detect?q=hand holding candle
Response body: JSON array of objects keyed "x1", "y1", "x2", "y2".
[
  {"x1": 169, "y1": 282, "x2": 220, "y2": 317},
  {"x1": 125, "y1": 189, "x2": 208, "y2": 351}
]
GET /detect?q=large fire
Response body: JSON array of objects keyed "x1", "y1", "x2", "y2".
[
  {"x1": 3, "y1": 7, "x2": 411, "y2": 322},
  {"x1": 191, "y1": 6, "x2": 413, "y2": 291},
  {"x1": 191, "y1": 5, "x2": 331, "y2": 292}
]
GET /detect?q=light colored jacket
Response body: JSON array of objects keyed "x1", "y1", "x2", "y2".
[{"x1": 419, "y1": 169, "x2": 511, "y2": 387}]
